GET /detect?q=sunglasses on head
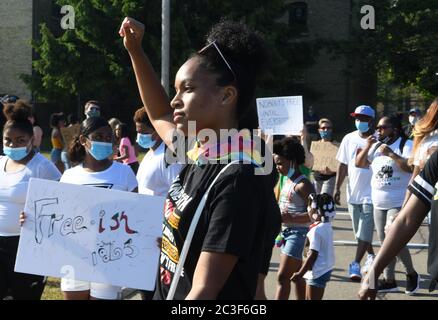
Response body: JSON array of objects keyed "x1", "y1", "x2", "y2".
[{"x1": 198, "y1": 40, "x2": 236, "y2": 81}]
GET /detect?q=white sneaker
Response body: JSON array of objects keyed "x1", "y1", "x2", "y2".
[{"x1": 361, "y1": 254, "x2": 375, "y2": 276}]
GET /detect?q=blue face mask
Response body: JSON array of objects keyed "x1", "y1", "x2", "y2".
[
  {"x1": 87, "y1": 141, "x2": 113, "y2": 161},
  {"x1": 355, "y1": 120, "x2": 370, "y2": 133},
  {"x1": 3, "y1": 146, "x2": 30, "y2": 161},
  {"x1": 287, "y1": 166, "x2": 295, "y2": 179},
  {"x1": 319, "y1": 131, "x2": 332, "y2": 139},
  {"x1": 136, "y1": 133, "x2": 155, "y2": 149}
]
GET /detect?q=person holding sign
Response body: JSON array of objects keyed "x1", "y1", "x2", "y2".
[
  {"x1": 0, "y1": 103, "x2": 61, "y2": 300},
  {"x1": 120, "y1": 18, "x2": 280, "y2": 300},
  {"x1": 311, "y1": 118, "x2": 338, "y2": 197},
  {"x1": 59, "y1": 116, "x2": 138, "y2": 300},
  {"x1": 355, "y1": 114, "x2": 420, "y2": 294}
]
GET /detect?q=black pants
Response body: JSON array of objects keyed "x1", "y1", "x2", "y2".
[{"x1": 0, "y1": 236, "x2": 46, "y2": 300}]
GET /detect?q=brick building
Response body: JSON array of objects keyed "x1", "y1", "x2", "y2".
[
  {"x1": 0, "y1": 0, "x2": 55, "y2": 100},
  {"x1": 282, "y1": 0, "x2": 377, "y2": 132}
]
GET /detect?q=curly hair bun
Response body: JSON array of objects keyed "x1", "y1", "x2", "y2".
[
  {"x1": 206, "y1": 20, "x2": 268, "y2": 76},
  {"x1": 3, "y1": 100, "x2": 32, "y2": 122}
]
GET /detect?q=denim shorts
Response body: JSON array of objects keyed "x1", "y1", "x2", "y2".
[
  {"x1": 280, "y1": 226, "x2": 308, "y2": 260},
  {"x1": 306, "y1": 270, "x2": 332, "y2": 289}
]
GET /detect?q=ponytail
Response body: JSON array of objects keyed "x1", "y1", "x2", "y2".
[
  {"x1": 68, "y1": 135, "x2": 85, "y2": 163},
  {"x1": 67, "y1": 116, "x2": 111, "y2": 164}
]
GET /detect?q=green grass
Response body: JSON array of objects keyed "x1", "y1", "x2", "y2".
[{"x1": 42, "y1": 277, "x2": 63, "y2": 300}]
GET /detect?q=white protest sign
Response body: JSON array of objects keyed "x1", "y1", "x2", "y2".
[
  {"x1": 256, "y1": 96, "x2": 303, "y2": 135},
  {"x1": 15, "y1": 178, "x2": 164, "y2": 291}
]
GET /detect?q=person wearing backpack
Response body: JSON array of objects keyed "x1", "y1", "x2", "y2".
[{"x1": 356, "y1": 113, "x2": 420, "y2": 295}]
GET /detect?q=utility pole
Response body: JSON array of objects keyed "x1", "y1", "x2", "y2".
[{"x1": 161, "y1": 0, "x2": 170, "y2": 94}]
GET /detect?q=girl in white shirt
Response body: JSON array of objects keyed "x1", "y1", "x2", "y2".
[
  {"x1": 291, "y1": 193, "x2": 335, "y2": 300},
  {"x1": 1, "y1": 103, "x2": 61, "y2": 300},
  {"x1": 59, "y1": 116, "x2": 138, "y2": 300}
]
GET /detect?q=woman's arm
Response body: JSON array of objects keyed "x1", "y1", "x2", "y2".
[
  {"x1": 185, "y1": 251, "x2": 238, "y2": 299},
  {"x1": 379, "y1": 145, "x2": 412, "y2": 173},
  {"x1": 115, "y1": 145, "x2": 129, "y2": 161},
  {"x1": 358, "y1": 194, "x2": 428, "y2": 299},
  {"x1": 119, "y1": 17, "x2": 176, "y2": 148}
]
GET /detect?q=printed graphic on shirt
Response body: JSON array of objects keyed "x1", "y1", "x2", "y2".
[
  {"x1": 83, "y1": 183, "x2": 114, "y2": 189},
  {"x1": 372, "y1": 157, "x2": 399, "y2": 187},
  {"x1": 159, "y1": 176, "x2": 193, "y2": 286}
]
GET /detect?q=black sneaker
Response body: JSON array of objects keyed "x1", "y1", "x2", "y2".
[
  {"x1": 378, "y1": 279, "x2": 398, "y2": 293},
  {"x1": 405, "y1": 272, "x2": 420, "y2": 295}
]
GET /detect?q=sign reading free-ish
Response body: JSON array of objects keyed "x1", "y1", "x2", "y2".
[
  {"x1": 256, "y1": 96, "x2": 303, "y2": 135},
  {"x1": 15, "y1": 178, "x2": 164, "y2": 291}
]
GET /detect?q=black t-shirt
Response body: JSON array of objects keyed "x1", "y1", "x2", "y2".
[
  {"x1": 408, "y1": 150, "x2": 438, "y2": 284},
  {"x1": 154, "y1": 162, "x2": 280, "y2": 300}
]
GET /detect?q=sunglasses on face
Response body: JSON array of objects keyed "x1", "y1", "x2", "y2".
[
  {"x1": 376, "y1": 125, "x2": 392, "y2": 130},
  {"x1": 319, "y1": 127, "x2": 332, "y2": 130},
  {"x1": 198, "y1": 40, "x2": 237, "y2": 81}
]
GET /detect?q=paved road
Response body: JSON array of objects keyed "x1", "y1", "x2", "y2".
[
  {"x1": 126, "y1": 184, "x2": 438, "y2": 300},
  {"x1": 264, "y1": 204, "x2": 437, "y2": 300}
]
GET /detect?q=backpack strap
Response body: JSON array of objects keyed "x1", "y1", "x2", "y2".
[{"x1": 399, "y1": 136, "x2": 408, "y2": 155}]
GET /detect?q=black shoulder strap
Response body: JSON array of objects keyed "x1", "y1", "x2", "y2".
[{"x1": 399, "y1": 136, "x2": 408, "y2": 154}]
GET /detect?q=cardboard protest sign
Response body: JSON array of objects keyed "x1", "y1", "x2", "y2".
[
  {"x1": 15, "y1": 178, "x2": 164, "y2": 291},
  {"x1": 256, "y1": 96, "x2": 303, "y2": 135},
  {"x1": 60, "y1": 124, "x2": 80, "y2": 149},
  {"x1": 310, "y1": 141, "x2": 340, "y2": 172}
]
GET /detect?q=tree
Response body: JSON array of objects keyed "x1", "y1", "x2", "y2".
[
  {"x1": 333, "y1": 0, "x2": 438, "y2": 108},
  {"x1": 23, "y1": 0, "x2": 321, "y2": 121}
]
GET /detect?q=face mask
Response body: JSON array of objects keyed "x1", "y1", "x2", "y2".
[
  {"x1": 287, "y1": 165, "x2": 295, "y2": 179},
  {"x1": 3, "y1": 145, "x2": 30, "y2": 161},
  {"x1": 136, "y1": 133, "x2": 155, "y2": 149},
  {"x1": 409, "y1": 116, "x2": 417, "y2": 125},
  {"x1": 355, "y1": 120, "x2": 370, "y2": 133},
  {"x1": 87, "y1": 141, "x2": 113, "y2": 161},
  {"x1": 86, "y1": 108, "x2": 100, "y2": 118},
  {"x1": 319, "y1": 131, "x2": 332, "y2": 139}
]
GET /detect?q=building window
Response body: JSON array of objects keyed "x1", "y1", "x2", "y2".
[{"x1": 288, "y1": 2, "x2": 308, "y2": 35}]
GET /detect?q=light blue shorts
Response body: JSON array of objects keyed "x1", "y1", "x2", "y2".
[
  {"x1": 347, "y1": 203, "x2": 374, "y2": 243},
  {"x1": 280, "y1": 226, "x2": 308, "y2": 260},
  {"x1": 306, "y1": 270, "x2": 332, "y2": 289}
]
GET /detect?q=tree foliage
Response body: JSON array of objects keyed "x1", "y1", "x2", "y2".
[{"x1": 24, "y1": 0, "x2": 321, "y2": 118}]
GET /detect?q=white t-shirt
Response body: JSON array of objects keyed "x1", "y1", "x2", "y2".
[
  {"x1": 368, "y1": 137, "x2": 412, "y2": 209},
  {"x1": 304, "y1": 222, "x2": 334, "y2": 280},
  {"x1": 413, "y1": 129, "x2": 438, "y2": 167},
  {"x1": 136, "y1": 142, "x2": 183, "y2": 196},
  {"x1": 60, "y1": 161, "x2": 138, "y2": 192},
  {"x1": 0, "y1": 154, "x2": 61, "y2": 236},
  {"x1": 336, "y1": 131, "x2": 372, "y2": 204}
]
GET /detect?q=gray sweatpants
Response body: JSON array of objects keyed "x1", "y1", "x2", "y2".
[
  {"x1": 374, "y1": 207, "x2": 415, "y2": 281},
  {"x1": 314, "y1": 176, "x2": 336, "y2": 196}
]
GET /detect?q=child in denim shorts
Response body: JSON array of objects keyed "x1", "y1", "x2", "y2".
[{"x1": 291, "y1": 193, "x2": 335, "y2": 300}]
